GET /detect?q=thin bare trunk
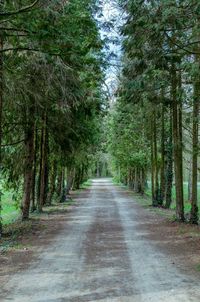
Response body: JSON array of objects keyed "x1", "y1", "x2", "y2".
[
  {"x1": 190, "y1": 79, "x2": 199, "y2": 224},
  {"x1": 47, "y1": 160, "x2": 57, "y2": 205},
  {"x1": 66, "y1": 167, "x2": 74, "y2": 195},
  {"x1": 31, "y1": 125, "x2": 38, "y2": 212},
  {"x1": 165, "y1": 106, "x2": 173, "y2": 208},
  {"x1": 152, "y1": 106, "x2": 159, "y2": 206},
  {"x1": 172, "y1": 64, "x2": 184, "y2": 221},
  {"x1": 160, "y1": 103, "x2": 165, "y2": 205},
  {"x1": 22, "y1": 121, "x2": 35, "y2": 220},
  {"x1": 38, "y1": 113, "x2": 47, "y2": 212},
  {"x1": 151, "y1": 116, "x2": 155, "y2": 204},
  {"x1": 154, "y1": 107, "x2": 159, "y2": 202},
  {"x1": 0, "y1": 34, "x2": 3, "y2": 234},
  {"x1": 188, "y1": 159, "x2": 192, "y2": 203}
]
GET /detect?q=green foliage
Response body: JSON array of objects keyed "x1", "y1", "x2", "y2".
[
  {"x1": 107, "y1": 99, "x2": 150, "y2": 181},
  {"x1": 109, "y1": 0, "x2": 200, "y2": 219},
  {"x1": 0, "y1": 0, "x2": 105, "y2": 224},
  {"x1": 1, "y1": 190, "x2": 20, "y2": 225}
]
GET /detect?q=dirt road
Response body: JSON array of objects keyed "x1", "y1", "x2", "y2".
[{"x1": 1, "y1": 179, "x2": 200, "y2": 302}]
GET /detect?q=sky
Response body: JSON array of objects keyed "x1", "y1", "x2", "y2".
[{"x1": 99, "y1": 0, "x2": 124, "y2": 102}]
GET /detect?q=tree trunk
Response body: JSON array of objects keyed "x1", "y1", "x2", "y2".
[
  {"x1": 47, "y1": 160, "x2": 57, "y2": 205},
  {"x1": 118, "y1": 166, "x2": 121, "y2": 182},
  {"x1": 130, "y1": 168, "x2": 134, "y2": 189},
  {"x1": 160, "y1": 103, "x2": 165, "y2": 205},
  {"x1": 56, "y1": 170, "x2": 63, "y2": 197},
  {"x1": 134, "y1": 167, "x2": 139, "y2": 192},
  {"x1": 60, "y1": 168, "x2": 67, "y2": 203},
  {"x1": 0, "y1": 34, "x2": 3, "y2": 235},
  {"x1": 178, "y1": 81, "x2": 184, "y2": 211},
  {"x1": 151, "y1": 106, "x2": 159, "y2": 206},
  {"x1": 38, "y1": 113, "x2": 47, "y2": 212},
  {"x1": 154, "y1": 107, "x2": 159, "y2": 203},
  {"x1": 137, "y1": 169, "x2": 142, "y2": 193},
  {"x1": 188, "y1": 158, "x2": 192, "y2": 203},
  {"x1": 43, "y1": 128, "x2": 49, "y2": 205},
  {"x1": 140, "y1": 169, "x2": 145, "y2": 195},
  {"x1": 66, "y1": 167, "x2": 74, "y2": 195},
  {"x1": 31, "y1": 126, "x2": 38, "y2": 212},
  {"x1": 75, "y1": 167, "x2": 82, "y2": 190},
  {"x1": 22, "y1": 121, "x2": 35, "y2": 220},
  {"x1": 171, "y1": 64, "x2": 184, "y2": 221},
  {"x1": 165, "y1": 106, "x2": 173, "y2": 208},
  {"x1": 96, "y1": 161, "x2": 100, "y2": 178},
  {"x1": 151, "y1": 116, "x2": 155, "y2": 204},
  {"x1": 80, "y1": 165, "x2": 85, "y2": 185},
  {"x1": 190, "y1": 79, "x2": 199, "y2": 224}
]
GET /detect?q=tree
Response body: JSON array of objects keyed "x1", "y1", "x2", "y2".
[
  {"x1": 109, "y1": 0, "x2": 200, "y2": 222},
  {"x1": 0, "y1": 0, "x2": 105, "y2": 228}
]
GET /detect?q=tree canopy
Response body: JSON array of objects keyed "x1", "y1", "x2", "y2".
[
  {"x1": 108, "y1": 0, "x2": 200, "y2": 223},
  {"x1": 0, "y1": 0, "x2": 105, "y2": 233}
]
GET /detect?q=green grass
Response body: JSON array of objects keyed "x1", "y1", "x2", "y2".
[
  {"x1": 79, "y1": 179, "x2": 92, "y2": 189},
  {"x1": 112, "y1": 178, "x2": 200, "y2": 215},
  {"x1": 196, "y1": 264, "x2": 200, "y2": 272},
  {"x1": 0, "y1": 219, "x2": 39, "y2": 253},
  {"x1": 112, "y1": 177, "x2": 127, "y2": 188},
  {"x1": 1, "y1": 191, "x2": 20, "y2": 225},
  {"x1": 1, "y1": 180, "x2": 92, "y2": 226},
  {"x1": 145, "y1": 182, "x2": 200, "y2": 213}
]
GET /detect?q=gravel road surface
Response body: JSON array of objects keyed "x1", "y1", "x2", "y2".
[{"x1": 1, "y1": 179, "x2": 200, "y2": 302}]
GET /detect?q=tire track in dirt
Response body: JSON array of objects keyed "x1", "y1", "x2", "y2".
[{"x1": 1, "y1": 179, "x2": 200, "y2": 302}]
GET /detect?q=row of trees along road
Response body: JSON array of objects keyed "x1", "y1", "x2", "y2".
[
  {"x1": 108, "y1": 0, "x2": 200, "y2": 223},
  {"x1": 0, "y1": 0, "x2": 105, "y2": 235}
]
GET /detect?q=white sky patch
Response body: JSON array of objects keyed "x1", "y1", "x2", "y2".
[{"x1": 98, "y1": 0, "x2": 124, "y2": 103}]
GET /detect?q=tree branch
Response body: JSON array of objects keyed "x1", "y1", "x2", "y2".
[
  {"x1": 164, "y1": 32, "x2": 200, "y2": 55},
  {"x1": 1, "y1": 139, "x2": 25, "y2": 147},
  {"x1": 0, "y1": 0, "x2": 39, "y2": 17},
  {"x1": 0, "y1": 47, "x2": 60, "y2": 56},
  {"x1": 0, "y1": 27, "x2": 33, "y2": 33}
]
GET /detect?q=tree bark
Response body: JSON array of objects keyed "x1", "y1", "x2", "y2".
[
  {"x1": 96, "y1": 161, "x2": 100, "y2": 178},
  {"x1": 22, "y1": 120, "x2": 35, "y2": 220},
  {"x1": 66, "y1": 167, "x2": 74, "y2": 195},
  {"x1": 31, "y1": 125, "x2": 38, "y2": 212},
  {"x1": 0, "y1": 33, "x2": 3, "y2": 235},
  {"x1": 60, "y1": 168, "x2": 66, "y2": 202},
  {"x1": 153, "y1": 107, "x2": 159, "y2": 203},
  {"x1": 188, "y1": 158, "x2": 192, "y2": 203},
  {"x1": 140, "y1": 169, "x2": 145, "y2": 195},
  {"x1": 171, "y1": 64, "x2": 184, "y2": 221},
  {"x1": 43, "y1": 127, "x2": 49, "y2": 205},
  {"x1": 151, "y1": 106, "x2": 159, "y2": 206},
  {"x1": 134, "y1": 167, "x2": 139, "y2": 192},
  {"x1": 38, "y1": 113, "x2": 47, "y2": 212},
  {"x1": 56, "y1": 169, "x2": 63, "y2": 197},
  {"x1": 165, "y1": 106, "x2": 173, "y2": 208},
  {"x1": 47, "y1": 160, "x2": 57, "y2": 205},
  {"x1": 74, "y1": 167, "x2": 82, "y2": 190},
  {"x1": 151, "y1": 115, "x2": 155, "y2": 205},
  {"x1": 190, "y1": 79, "x2": 199, "y2": 224},
  {"x1": 160, "y1": 103, "x2": 165, "y2": 205}
]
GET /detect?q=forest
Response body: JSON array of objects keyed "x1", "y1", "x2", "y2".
[
  {"x1": 108, "y1": 0, "x2": 200, "y2": 224},
  {"x1": 0, "y1": 0, "x2": 200, "y2": 238},
  {"x1": 0, "y1": 0, "x2": 106, "y2": 235},
  {"x1": 0, "y1": 1, "x2": 200, "y2": 301}
]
